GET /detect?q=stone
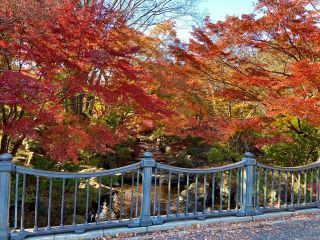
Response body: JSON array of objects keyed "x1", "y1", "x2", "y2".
[
  {"x1": 165, "y1": 146, "x2": 171, "y2": 153},
  {"x1": 95, "y1": 193, "x2": 120, "y2": 221},
  {"x1": 160, "y1": 174, "x2": 179, "y2": 184}
]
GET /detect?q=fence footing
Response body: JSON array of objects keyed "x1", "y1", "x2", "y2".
[
  {"x1": 140, "y1": 217, "x2": 153, "y2": 227},
  {"x1": 74, "y1": 229, "x2": 85, "y2": 234},
  {"x1": 288, "y1": 207, "x2": 295, "y2": 212},
  {"x1": 9, "y1": 232, "x2": 24, "y2": 240},
  {"x1": 198, "y1": 215, "x2": 206, "y2": 220},
  {"x1": 128, "y1": 219, "x2": 140, "y2": 228},
  {"x1": 152, "y1": 217, "x2": 163, "y2": 225},
  {"x1": 0, "y1": 232, "x2": 9, "y2": 240},
  {"x1": 236, "y1": 209, "x2": 260, "y2": 217},
  {"x1": 256, "y1": 207, "x2": 264, "y2": 215}
]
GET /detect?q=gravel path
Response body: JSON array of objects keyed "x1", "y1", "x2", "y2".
[{"x1": 104, "y1": 214, "x2": 320, "y2": 240}]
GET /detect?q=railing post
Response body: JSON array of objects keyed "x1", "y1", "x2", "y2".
[
  {"x1": 139, "y1": 152, "x2": 155, "y2": 227},
  {"x1": 237, "y1": 152, "x2": 259, "y2": 216},
  {"x1": 0, "y1": 153, "x2": 13, "y2": 240}
]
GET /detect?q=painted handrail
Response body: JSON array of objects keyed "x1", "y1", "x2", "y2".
[
  {"x1": 257, "y1": 161, "x2": 320, "y2": 172},
  {"x1": 157, "y1": 160, "x2": 246, "y2": 173},
  {"x1": 15, "y1": 162, "x2": 141, "y2": 178}
]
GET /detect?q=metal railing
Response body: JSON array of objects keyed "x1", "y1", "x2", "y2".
[{"x1": 0, "y1": 152, "x2": 320, "y2": 239}]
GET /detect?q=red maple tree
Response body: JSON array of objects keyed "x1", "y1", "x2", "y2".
[
  {"x1": 0, "y1": 0, "x2": 170, "y2": 161},
  {"x1": 169, "y1": 0, "x2": 320, "y2": 147}
]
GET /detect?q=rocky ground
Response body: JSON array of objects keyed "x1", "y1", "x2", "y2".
[{"x1": 100, "y1": 213, "x2": 320, "y2": 240}]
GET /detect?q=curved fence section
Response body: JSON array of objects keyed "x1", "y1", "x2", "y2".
[
  {"x1": 154, "y1": 160, "x2": 247, "y2": 223},
  {"x1": 256, "y1": 162, "x2": 320, "y2": 213},
  {"x1": 0, "y1": 152, "x2": 320, "y2": 239},
  {"x1": 9, "y1": 162, "x2": 142, "y2": 239}
]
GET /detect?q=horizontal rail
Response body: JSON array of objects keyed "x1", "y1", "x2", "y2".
[
  {"x1": 15, "y1": 162, "x2": 141, "y2": 178},
  {"x1": 157, "y1": 160, "x2": 246, "y2": 173},
  {"x1": 257, "y1": 161, "x2": 320, "y2": 172}
]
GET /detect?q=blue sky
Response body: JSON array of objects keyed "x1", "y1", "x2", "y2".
[
  {"x1": 176, "y1": 0, "x2": 257, "y2": 40},
  {"x1": 200, "y1": 0, "x2": 256, "y2": 22}
]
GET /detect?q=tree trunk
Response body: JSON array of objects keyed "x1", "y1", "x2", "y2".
[
  {"x1": 10, "y1": 136, "x2": 25, "y2": 156},
  {"x1": 0, "y1": 134, "x2": 9, "y2": 154}
]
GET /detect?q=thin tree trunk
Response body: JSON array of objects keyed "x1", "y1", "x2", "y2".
[
  {"x1": 11, "y1": 136, "x2": 25, "y2": 156},
  {"x1": 71, "y1": 96, "x2": 77, "y2": 114},
  {"x1": 78, "y1": 94, "x2": 83, "y2": 115},
  {"x1": 0, "y1": 134, "x2": 9, "y2": 154}
]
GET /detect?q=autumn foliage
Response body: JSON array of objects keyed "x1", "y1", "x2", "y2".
[
  {"x1": 0, "y1": 0, "x2": 169, "y2": 161},
  {"x1": 168, "y1": 0, "x2": 320, "y2": 152},
  {"x1": 1, "y1": 0, "x2": 320, "y2": 163}
]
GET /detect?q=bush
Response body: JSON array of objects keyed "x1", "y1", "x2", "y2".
[
  {"x1": 262, "y1": 123, "x2": 320, "y2": 166},
  {"x1": 207, "y1": 144, "x2": 241, "y2": 163}
]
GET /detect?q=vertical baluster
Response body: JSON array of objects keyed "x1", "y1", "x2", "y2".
[
  {"x1": 85, "y1": 178, "x2": 90, "y2": 225},
  {"x1": 167, "y1": 171, "x2": 172, "y2": 216},
  {"x1": 203, "y1": 174, "x2": 207, "y2": 214},
  {"x1": 271, "y1": 170, "x2": 274, "y2": 208},
  {"x1": 285, "y1": 172, "x2": 288, "y2": 208},
  {"x1": 14, "y1": 173, "x2": 19, "y2": 231},
  {"x1": 176, "y1": 172, "x2": 180, "y2": 216},
  {"x1": 130, "y1": 172, "x2": 134, "y2": 220},
  {"x1": 219, "y1": 172, "x2": 223, "y2": 211},
  {"x1": 298, "y1": 171, "x2": 301, "y2": 205},
  {"x1": 135, "y1": 169, "x2": 140, "y2": 218},
  {"x1": 33, "y1": 176, "x2": 39, "y2": 232},
  {"x1": 20, "y1": 174, "x2": 26, "y2": 231},
  {"x1": 153, "y1": 168, "x2": 157, "y2": 217},
  {"x1": 194, "y1": 173, "x2": 198, "y2": 215},
  {"x1": 264, "y1": 169, "x2": 267, "y2": 208},
  {"x1": 256, "y1": 167, "x2": 260, "y2": 209},
  {"x1": 310, "y1": 170, "x2": 313, "y2": 204},
  {"x1": 140, "y1": 171, "x2": 143, "y2": 213},
  {"x1": 60, "y1": 178, "x2": 65, "y2": 228},
  {"x1": 47, "y1": 177, "x2": 52, "y2": 230},
  {"x1": 97, "y1": 177, "x2": 101, "y2": 224},
  {"x1": 278, "y1": 171, "x2": 281, "y2": 208},
  {"x1": 253, "y1": 166, "x2": 257, "y2": 207},
  {"x1": 240, "y1": 168, "x2": 243, "y2": 207},
  {"x1": 304, "y1": 170, "x2": 307, "y2": 205},
  {"x1": 211, "y1": 173, "x2": 215, "y2": 212},
  {"x1": 227, "y1": 171, "x2": 231, "y2": 211},
  {"x1": 291, "y1": 172, "x2": 295, "y2": 207},
  {"x1": 317, "y1": 168, "x2": 319, "y2": 204},
  {"x1": 157, "y1": 170, "x2": 162, "y2": 217},
  {"x1": 109, "y1": 176, "x2": 113, "y2": 222},
  {"x1": 120, "y1": 174, "x2": 124, "y2": 222},
  {"x1": 235, "y1": 169, "x2": 239, "y2": 211},
  {"x1": 73, "y1": 179, "x2": 78, "y2": 226},
  {"x1": 186, "y1": 173, "x2": 190, "y2": 215}
]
